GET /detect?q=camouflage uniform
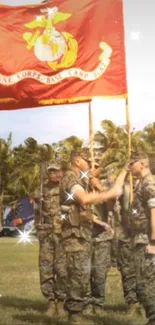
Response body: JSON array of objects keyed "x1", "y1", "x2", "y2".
[
  {"x1": 34, "y1": 165, "x2": 67, "y2": 303},
  {"x1": 130, "y1": 170, "x2": 155, "y2": 322},
  {"x1": 117, "y1": 238, "x2": 138, "y2": 305},
  {"x1": 91, "y1": 202, "x2": 113, "y2": 308},
  {"x1": 59, "y1": 150, "x2": 93, "y2": 315},
  {"x1": 117, "y1": 182, "x2": 138, "y2": 305},
  {"x1": 110, "y1": 199, "x2": 120, "y2": 268}
]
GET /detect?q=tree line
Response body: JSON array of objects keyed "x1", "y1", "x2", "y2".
[{"x1": 0, "y1": 120, "x2": 154, "y2": 223}]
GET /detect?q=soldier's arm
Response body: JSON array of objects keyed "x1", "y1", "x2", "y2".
[
  {"x1": 150, "y1": 208, "x2": 155, "y2": 240},
  {"x1": 33, "y1": 202, "x2": 41, "y2": 227},
  {"x1": 114, "y1": 168, "x2": 129, "y2": 187},
  {"x1": 71, "y1": 184, "x2": 122, "y2": 205},
  {"x1": 30, "y1": 188, "x2": 42, "y2": 227},
  {"x1": 90, "y1": 168, "x2": 128, "y2": 194},
  {"x1": 144, "y1": 180, "x2": 155, "y2": 241},
  {"x1": 72, "y1": 169, "x2": 127, "y2": 205}
]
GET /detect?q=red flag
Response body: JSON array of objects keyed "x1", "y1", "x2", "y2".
[{"x1": 0, "y1": 0, "x2": 127, "y2": 110}]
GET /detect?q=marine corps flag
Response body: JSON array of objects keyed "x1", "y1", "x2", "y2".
[{"x1": 0, "y1": 0, "x2": 127, "y2": 110}]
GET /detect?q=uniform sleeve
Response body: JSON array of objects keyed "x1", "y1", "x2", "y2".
[
  {"x1": 143, "y1": 180, "x2": 155, "y2": 209},
  {"x1": 63, "y1": 172, "x2": 79, "y2": 192},
  {"x1": 70, "y1": 184, "x2": 84, "y2": 194},
  {"x1": 33, "y1": 202, "x2": 41, "y2": 224}
]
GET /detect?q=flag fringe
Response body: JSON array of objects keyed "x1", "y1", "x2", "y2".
[{"x1": 0, "y1": 94, "x2": 128, "y2": 109}]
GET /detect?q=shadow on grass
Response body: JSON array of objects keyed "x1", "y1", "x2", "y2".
[
  {"x1": 0, "y1": 296, "x2": 46, "y2": 312},
  {"x1": 0, "y1": 296, "x2": 130, "y2": 325},
  {"x1": 14, "y1": 313, "x2": 130, "y2": 325},
  {"x1": 14, "y1": 314, "x2": 68, "y2": 325},
  {"x1": 86, "y1": 314, "x2": 131, "y2": 325},
  {"x1": 104, "y1": 303, "x2": 128, "y2": 312}
]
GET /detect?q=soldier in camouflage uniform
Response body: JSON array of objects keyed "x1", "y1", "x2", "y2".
[
  {"x1": 59, "y1": 148, "x2": 128, "y2": 325},
  {"x1": 128, "y1": 153, "x2": 155, "y2": 325},
  {"x1": 34, "y1": 163, "x2": 67, "y2": 317},
  {"x1": 117, "y1": 179, "x2": 146, "y2": 319},
  {"x1": 89, "y1": 167, "x2": 114, "y2": 316}
]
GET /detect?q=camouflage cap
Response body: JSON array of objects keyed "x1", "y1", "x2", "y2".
[
  {"x1": 129, "y1": 152, "x2": 148, "y2": 165},
  {"x1": 70, "y1": 149, "x2": 102, "y2": 168},
  {"x1": 70, "y1": 148, "x2": 91, "y2": 161},
  {"x1": 47, "y1": 163, "x2": 61, "y2": 171}
]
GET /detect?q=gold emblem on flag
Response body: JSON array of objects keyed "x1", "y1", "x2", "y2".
[
  {"x1": 23, "y1": 7, "x2": 78, "y2": 71},
  {"x1": 0, "y1": 7, "x2": 113, "y2": 87}
]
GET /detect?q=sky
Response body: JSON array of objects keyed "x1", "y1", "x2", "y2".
[{"x1": 0, "y1": 0, "x2": 155, "y2": 146}]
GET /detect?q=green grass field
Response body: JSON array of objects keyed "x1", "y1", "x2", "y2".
[{"x1": 0, "y1": 237, "x2": 146, "y2": 325}]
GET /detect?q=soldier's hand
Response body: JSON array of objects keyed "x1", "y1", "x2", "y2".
[
  {"x1": 124, "y1": 163, "x2": 130, "y2": 172},
  {"x1": 89, "y1": 177, "x2": 103, "y2": 192},
  {"x1": 90, "y1": 168, "x2": 101, "y2": 178},
  {"x1": 79, "y1": 211, "x2": 93, "y2": 220},
  {"x1": 93, "y1": 215, "x2": 109, "y2": 229},
  {"x1": 146, "y1": 244, "x2": 155, "y2": 255}
]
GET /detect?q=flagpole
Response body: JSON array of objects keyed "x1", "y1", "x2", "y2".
[
  {"x1": 89, "y1": 101, "x2": 95, "y2": 169},
  {"x1": 125, "y1": 97, "x2": 133, "y2": 203}
]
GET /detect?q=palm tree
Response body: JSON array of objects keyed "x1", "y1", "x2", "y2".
[
  {"x1": 142, "y1": 122, "x2": 155, "y2": 153},
  {"x1": 12, "y1": 138, "x2": 55, "y2": 198},
  {"x1": 0, "y1": 133, "x2": 15, "y2": 227},
  {"x1": 94, "y1": 120, "x2": 155, "y2": 179},
  {"x1": 1, "y1": 121, "x2": 154, "y2": 218},
  {"x1": 94, "y1": 120, "x2": 129, "y2": 177},
  {"x1": 51, "y1": 136, "x2": 83, "y2": 163}
]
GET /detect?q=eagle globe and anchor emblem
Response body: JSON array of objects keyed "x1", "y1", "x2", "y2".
[
  {"x1": 22, "y1": 6, "x2": 113, "y2": 82},
  {"x1": 23, "y1": 6, "x2": 78, "y2": 71}
]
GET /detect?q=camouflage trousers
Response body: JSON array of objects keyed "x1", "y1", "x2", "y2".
[
  {"x1": 63, "y1": 236, "x2": 92, "y2": 313},
  {"x1": 117, "y1": 240, "x2": 138, "y2": 305},
  {"x1": 54, "y1": 235, "x2": 67, "y2": 301},
  {"x1": 111, "y1": 238, "x2": 118, "y2": 267},
  {"x1": 38, "y1": 230, "x2": 67, "y2": 301},
  {"x1": 90, "y1": 240, "x2": 111, "y2": 307},
  {"x1": 133, "y1": 244, "x2": 155, "y2": 321}
]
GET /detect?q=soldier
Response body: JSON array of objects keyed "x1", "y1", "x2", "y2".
[
  {"x1": 88, "y1": 165, "x2": 114, "y2": 316},
  {"x1": 59, "y1": 148, "x2": 128, "y2": 325},
  {"x1": 110, "y1": 199, "x2": 119, "y2": 268},
  {"x1": 128, "y1": 153, "x2": 155, "y2": 325},
  {"x1": 117, "y1": 178, "x2": 145, "y2": 319},
  {"x1": 34, "y1": 163, "x2": 67, "y2": 318}
]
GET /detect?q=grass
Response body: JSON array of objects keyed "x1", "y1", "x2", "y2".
[{"x1": 0, "y1": 237, "x2": 146, "y2": 325}]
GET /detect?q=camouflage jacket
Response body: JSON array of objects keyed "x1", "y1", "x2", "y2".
[
  {"x1": 130, "y1": 172, "x2": 155, "y2": 245},
  {"x1": 117, "y1": 184, "x2": 131, "y2": 242},
  {"x1": 59, "y1": 169, "x2": 93, "y2": 241},
  {"x1": 34, "y1": 181, "x2": 62, "y2": 234},
  {"x1": 115, "y1": 182, "x2": 141, "y2": 243}
]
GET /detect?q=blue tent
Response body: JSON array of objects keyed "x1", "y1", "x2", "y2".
[
  {"x1": 16, "y1": 196, "x2": 34, "y2": 223},
  {"x1": 2, "y1": 196, "x2": 35, "y2": 235}
]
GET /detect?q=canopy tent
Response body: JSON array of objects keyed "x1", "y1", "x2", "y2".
[{"x1": 3, "y1": 196, "x2": 34, "y2": 228}]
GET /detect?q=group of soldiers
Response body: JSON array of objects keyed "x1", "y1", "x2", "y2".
[{"x1": 33, "y1": 149, "x2": 155, "y2": 325}]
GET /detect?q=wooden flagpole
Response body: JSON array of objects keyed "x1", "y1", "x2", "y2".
[
  {"x1": 125, "y1": 97, "x2": 133, "y2": 203},
  {"x1": 89, "y1": 101, "x2": 95, "y2": 169}
]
